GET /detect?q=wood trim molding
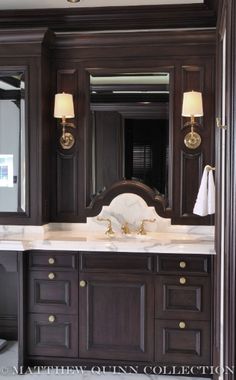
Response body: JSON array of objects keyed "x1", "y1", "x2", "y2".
[
  {"x1": 53, "y1": 29, "x2": 216, "y2": 51},
  {"x1": 0, "y1": 4, "x2": 217, "y2": 32},
  {"x1": 86, "y1": 180, "x2": 171, "y2": 218}
]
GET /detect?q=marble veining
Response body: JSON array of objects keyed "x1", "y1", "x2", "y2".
[{"x1": 0, "y1": 193, "x2": 215, "y2": 254}]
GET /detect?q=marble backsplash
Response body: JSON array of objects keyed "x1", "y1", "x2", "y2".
[{"x1": 0, "y1": 193, "x2": 214, "y2": 238}]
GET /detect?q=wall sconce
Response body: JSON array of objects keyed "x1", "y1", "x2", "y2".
[
  {"x1": 54, "y1": 92, "x2": 76, "y2": 150},
  {"x1": 182, "y1": 90, "x2": 203, "y2": 149}
]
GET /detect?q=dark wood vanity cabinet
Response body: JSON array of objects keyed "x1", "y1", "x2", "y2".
[
  {"x1": 155, "y1": 255, "x2": 211, "y2": 366},
  {"x1": 79, "y1": 273, "x2": 154, "y2": 361},
  {"x1": 26, "y1": 251, "x2": 79, "y2": 358},
  {"x1": 0, "y1": 252, "x2": 18, "y2": 340},
  {"x1": 24, "y1": 251, "x2": 212, "y2": 371}
]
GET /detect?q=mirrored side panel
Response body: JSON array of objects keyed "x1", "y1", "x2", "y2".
[{"x1": 0, "y1": 72, "x2": 26, "y2": 213}]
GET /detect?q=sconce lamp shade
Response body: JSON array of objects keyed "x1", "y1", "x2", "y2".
[
  {"x1": 54, "y1": 93, "x2": 75, "y2": 118},
  {"x1": 182, "y1": 91, "x2": 203, "y2": 117}
]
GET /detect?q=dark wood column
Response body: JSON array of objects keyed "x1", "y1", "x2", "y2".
[{"x1": 216, "y1": 0, "x2": 236, "y2": 378}]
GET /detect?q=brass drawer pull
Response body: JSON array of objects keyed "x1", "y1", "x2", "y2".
[
  {"x1": 48, "y1": 315, "x2": 56, "y2": 323},
  {"x1": 179, "y1": 277, "x2": 187, "y2": 285},
  {"x1": 48, "y1": 257, "x2": 55, "y2": 265},
  {"x1": 179, "y1": 261, "x2": 186, "y2": 269},
  {"x1": 80, "y1": 280, "x2": 87, "y2": 288},
  {"x1": 48, "y1": 272, "x2": 55, "y2": 280},
  {"x1": 179, "y1": 321, "x2": 186, "y2": 329}
]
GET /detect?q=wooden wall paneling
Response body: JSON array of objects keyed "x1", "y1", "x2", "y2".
[
  {"x1": 212, "y1": 1, "x2": 225, "y2": 376},
  {"x1": 180, "y1": 151, "x2": 203, "y2": 217},
  {"x1": 0, "y1": 272, "x2": 18, "y2": 340},
  {"x1": 220, "y1": 0, "x2": 236, "y2": 378},
  {"x1": 52, "y1": 68, "x2": 79, "y2": 220},
  {"x1": 51, "y1": 31, "x2": 215, "y2": 224},
  {"x1": 172, "y1": 60, "x2": 215, "y2": 224},
  {"x1": 56, "y1": 154, "x2": 78, "y2": 218}
]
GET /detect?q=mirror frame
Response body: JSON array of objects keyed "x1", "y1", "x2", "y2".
[
  {"x1": 85, "y1": 66, "x2": 174, "y2": 218},
  {"x1": 0, "y1": 66, "x2": 29, "y2": 219}
]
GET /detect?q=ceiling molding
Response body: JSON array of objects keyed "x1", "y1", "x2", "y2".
[{"x1": 0, "y1": 3, "x2": 217, "y2": 31}]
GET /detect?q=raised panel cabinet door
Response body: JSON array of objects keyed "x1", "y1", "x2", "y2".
[
  {"x1": 28, "y1": 271, "x2": 78, "y2": 314},
  {"x1": 27, "y1": 314, "x2": 78, "y2": 357},
  {"x1": 155, "y1": 275, "x2": 211, "y2": 320},
  {"x1": 79, "y1": 273, "x2": 154, "y2": 361},
  {"x1": 155, "y1": 320, "x2": 211, "y2": 365}
]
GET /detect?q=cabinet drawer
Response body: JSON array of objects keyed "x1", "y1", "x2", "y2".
[
  {"x1": 28, "y1": 251, "x2": 77, "y2": 271},
  {"x1": 28, "y1": 271, "x2": 78, "y2": 314},
  {"x1": 27, "y1": 313, "x2": 78, "y2": 358},
  {"x1": 156, "y1": 255, "x2": 209, "y2": 275},
  {"x1": 80, "y1": 252, "x2": 153, "y2": 273},
  {"x1": 155, "y1": 320, "x2": 211, "y2": 365},
  {"x1": 155, "y1": 275, "x2": 210, "y2": 320}
]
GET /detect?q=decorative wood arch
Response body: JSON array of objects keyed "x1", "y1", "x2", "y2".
[{"x1": 86, "y1": 180, "x2": 172, "y2": 218}]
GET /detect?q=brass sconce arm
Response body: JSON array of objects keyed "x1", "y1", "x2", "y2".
[
  {"x1": 60, "y1": 116, "x2": 76, "y2": 150},
  {"x1": 183, "y1": 116, "x2": 202, "y2": 150}
]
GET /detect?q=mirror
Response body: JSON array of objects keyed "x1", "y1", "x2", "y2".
[
  {"x1": 0, "y1": 72, "x2": 26, "y2": 213},
  {"x1": 89, "y1": 72, "x2": 170, "y2": 204}
]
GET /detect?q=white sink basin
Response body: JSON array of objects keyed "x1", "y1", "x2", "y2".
[{"x1": 88, "y1": 231, "x2": 212, "y2": 243}]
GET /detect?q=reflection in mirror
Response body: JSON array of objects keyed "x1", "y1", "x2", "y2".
[
  {"x1": 90, "y1": 72, "x2": 170, "y2": 202},
  {"x1": 0, "y1": 72, "x2": 26, "y2": 212}
]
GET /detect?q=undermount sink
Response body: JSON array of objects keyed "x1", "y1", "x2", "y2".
[{"x1": 89, "y1": 231, "x2": 212, "y2": 243}]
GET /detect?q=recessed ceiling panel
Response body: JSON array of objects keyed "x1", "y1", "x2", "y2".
[{"x1": 0, "y1": 0, "x2": 204, "y2": 10}]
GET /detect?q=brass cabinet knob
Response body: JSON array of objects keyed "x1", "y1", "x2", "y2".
[
  {"x1": 179, "y1": 261, "x2": 187, "y2": 269},
  {"x1": 48, "y1": 272, "x2": 55, "y2": 280},
  {"x1": 179, "y1": 277, "x2": 187, "y2": 285},
  {"x1": 80, "y1": 280, "x2": 87, "y2": 288},
  {"x1": 48, "y1": 257, "x2": 55, "y2": 265},
  {"x1": 179, "y1": 321, "x2": 186, "y2": 329},
  {"x1": 48, "y1": 315, "x2": 56, "y2": 323}
]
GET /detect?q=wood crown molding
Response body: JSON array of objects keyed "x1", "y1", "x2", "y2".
[
  {"x1": 0, "y1": 28, "x2": 54, "y2": 46},
  {"x1": 53, "y1": 29, "x2": 216, "y2": 50},
  {"x1": 0, "y1": 4, "x2": 217, "y2": 32}
]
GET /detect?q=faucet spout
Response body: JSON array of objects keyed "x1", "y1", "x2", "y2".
[{"x1": 121, "y1": 222, "x2": 131, "y2": 235}]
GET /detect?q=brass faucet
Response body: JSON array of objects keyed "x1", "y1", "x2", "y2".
[
  {"x1": 137, "y1": 218, "x2": 156, "y2": 235},
  {"x1": 97, "y1": 217, "x2": 115, "y2": 236},
  {"x1": 121, "y1": 222, "x2": 131, "y2": 235}
]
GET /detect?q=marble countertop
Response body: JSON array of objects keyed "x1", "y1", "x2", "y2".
[{"x1": 0, "y1": 229, "x2": 215, "y2": 255}]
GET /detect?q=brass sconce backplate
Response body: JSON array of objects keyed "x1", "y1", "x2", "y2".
[
  {"x1": 184, "y1": 131, "x2": 201, "y2": 149},
  {"x1": 60, "y1": 132, "x2": 75, "y2": 149}
]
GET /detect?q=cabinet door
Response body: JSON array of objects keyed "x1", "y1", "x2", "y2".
[
  {"x1": 27, "y1": 313, "x2": 78, "y2": 357},
  {"x1": 28, "y1": 271, "x2": 78, "y2": 314},
  {"x1": 79, "y1": 273, "x2": 154, "y2": 361},
  {"x1": 155, "y1": 319, "x2": 211, "y2": 365},
  {"x1": 155, "y1": 275, "x2": 211, "y2": 320}
]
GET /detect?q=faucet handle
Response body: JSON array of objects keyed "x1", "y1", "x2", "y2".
[
  {"x1": 97, "y1": 217, "x2": 115, "y2": 236},
  {"x1": 137, "y1": 218, "x2": 156, "y2": 235}
]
